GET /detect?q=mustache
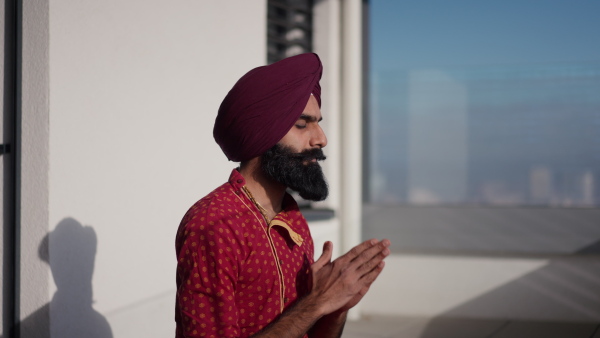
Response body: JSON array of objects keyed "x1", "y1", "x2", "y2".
[
  {"x1": 288, "y1": 148, "x2": 327, "y2": 162},
  {"x1": 261, "y1": 143, "x2": 329, "y2": 201}
]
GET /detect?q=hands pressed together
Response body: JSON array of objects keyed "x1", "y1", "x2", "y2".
[
  {"x1": 308, "y1": 238, "x2": 391, "y2": 317},
  {"x1": 250, "y1": 238, "x2": 391, "y2": 337}
]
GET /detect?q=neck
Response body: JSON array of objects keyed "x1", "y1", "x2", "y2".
[{"x1": 239, "y1": 158, "x2": 286, "y2": 219}]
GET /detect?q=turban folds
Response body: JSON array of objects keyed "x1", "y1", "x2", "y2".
[{"x1": 213, "y1": 53, "x2": 323, "y2": 162}]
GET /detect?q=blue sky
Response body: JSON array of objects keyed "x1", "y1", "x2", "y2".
[{"x1": 370, "y1": 0, "x2": 600, "y2": 72}]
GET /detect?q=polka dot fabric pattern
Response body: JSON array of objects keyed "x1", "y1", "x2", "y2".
[{"x1": 175, "y1": 169, "x2": 315, "y2": 338}]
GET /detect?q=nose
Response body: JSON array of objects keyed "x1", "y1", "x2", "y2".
[{"x1": 310, "y1": 124, "x2": 328, "y2": 149}]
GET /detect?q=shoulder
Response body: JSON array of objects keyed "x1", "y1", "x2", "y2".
[
  {"x1": 179, "y1": 182, "x2": 239, "y2": 224},
  {"x1": 176, "y1": 182, "x2": 251, "y2": 249}
]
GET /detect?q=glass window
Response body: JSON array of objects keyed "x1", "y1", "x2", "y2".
[
  {"x1": 366, "y1": 0, "x2": 600, "y2": 255},
  {"x1": 368, "y1": 0, "x2": 600, "y2": 208}
]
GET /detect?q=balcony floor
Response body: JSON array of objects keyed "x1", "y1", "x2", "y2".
[{"x1": 344, "y1": 315, "x2": 600, "y2": 338}]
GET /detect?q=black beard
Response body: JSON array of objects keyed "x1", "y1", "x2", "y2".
[{"x1": 260, "y1": 144, "x2": 329, "y2": 201}]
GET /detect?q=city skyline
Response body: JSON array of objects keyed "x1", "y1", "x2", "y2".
[
  {"x1": 368, "y1": 0, "x2": 600, "y2": 207},
  {"x1": 368, "y1": 62, "x2": 600, "y2": 207}
]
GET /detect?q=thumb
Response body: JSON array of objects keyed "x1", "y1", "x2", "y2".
[{"x1": 313, "y1": 241, "x2": 333, "y2": 270}]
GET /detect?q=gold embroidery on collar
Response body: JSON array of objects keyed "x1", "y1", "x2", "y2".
[
  {"x1": 270, "y1": 220, "x2": 304, "y2": 247},
  {"x1": 241, "y1": 186, "x2": 304, "y2": 247}
]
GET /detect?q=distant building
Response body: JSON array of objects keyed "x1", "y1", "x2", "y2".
[{"x1": 369, "y1": 62, "x2": 600, "y2": 207}]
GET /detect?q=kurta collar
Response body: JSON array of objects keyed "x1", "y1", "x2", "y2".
[{"x1": 228, "y1": 168, "x2": 304, "y2": 247}]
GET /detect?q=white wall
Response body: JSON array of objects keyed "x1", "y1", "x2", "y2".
[
  {"x1": 16, "y1": 0, "x2": 51, "y2": 337},
  {"x1": 362, "y1": 253, "x2": 600, "y2": 322},
  {"x1": 48, "y1": 1, "x2": 266, "y2": 336}
]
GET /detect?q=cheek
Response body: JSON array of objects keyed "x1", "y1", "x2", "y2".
[{"x1": 279, "y1": 130, "x2": 308, "y2": 151}]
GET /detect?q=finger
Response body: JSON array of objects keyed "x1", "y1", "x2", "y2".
[
  {"x1": 359, "y1": 260, "x2": 386, "y2": 285},
  {"x1": 312, "y1": 241, "x2": 333, "y2": 270},
  {"x1": 350, "y1": 238, "x2": 391, "y2": 267},
  {"x1": 355, "y1": 247, "x2": 389, "y2": 277},
  {"x1": 339, "y1": 238, "x2": 379, "y2": 263}
]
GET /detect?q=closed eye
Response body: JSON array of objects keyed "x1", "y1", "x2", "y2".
[{"x1": 296, "y1": 114, "x2": 321, "y2": 129}]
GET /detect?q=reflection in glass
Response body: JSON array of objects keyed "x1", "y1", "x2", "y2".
[{"x1": 369, "y1": 63, "x2": 600, "y2": 207}]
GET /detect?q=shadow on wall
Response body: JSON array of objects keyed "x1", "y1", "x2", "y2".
[{"x1": 3, "y1": 218, "x2": 113, "y2": 338}]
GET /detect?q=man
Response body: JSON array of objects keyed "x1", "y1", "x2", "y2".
[{"x1": 175, "y1": 53, "x2": 390, "y2": 337}]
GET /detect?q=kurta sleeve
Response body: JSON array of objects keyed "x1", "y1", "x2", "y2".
[{"x1": 176, "y1": 205, "x2": 244, "y2": 338}]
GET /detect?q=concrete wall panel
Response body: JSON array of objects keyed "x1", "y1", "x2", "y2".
[{"x1": 48, "y1": 1, "x2": 266, "y2": 336}]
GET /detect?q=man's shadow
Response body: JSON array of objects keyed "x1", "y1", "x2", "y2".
[{"x1": 8, "y1": 218, "x2": 113, "y2": 338}]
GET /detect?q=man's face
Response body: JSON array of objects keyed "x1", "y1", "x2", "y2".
[
  {"x1": 261, "y1": 95, "x2": 329, "y2": 201},
  {"x1": 278, "y1": 95, "x2": 327, "y2": 154}
]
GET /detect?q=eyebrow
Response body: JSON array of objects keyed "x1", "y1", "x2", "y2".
[{"x1": 299, "y1": 114, "x2": 323, "y2": 123}]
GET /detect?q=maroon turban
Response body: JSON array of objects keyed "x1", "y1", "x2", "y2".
[{"x1": 213, "y1": 53, "x2": 323, "y2": 162}]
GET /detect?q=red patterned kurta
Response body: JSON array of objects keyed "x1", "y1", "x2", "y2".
[{"x1": 175, "y1": 169, "x2": 315, "y2": 337}]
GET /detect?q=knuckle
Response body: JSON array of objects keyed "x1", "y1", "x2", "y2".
[
  {"x1": 365, "y1": 259, "x2": 377, "y2": 270},
  {"x1": 362, "y1": 250, "x2": 374, "y2": 260},
  {"x1": 360, "y1": 262, "x2": 376, "y2": 275},
  {"x1": 367, "y1": 270, "x2": 382, "y2": 282}
]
